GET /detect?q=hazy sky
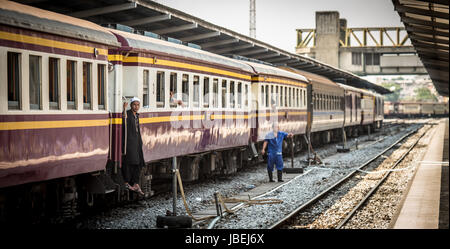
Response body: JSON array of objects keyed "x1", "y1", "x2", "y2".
[{"x1": 156, "y1": 0, "x2": 404, "y2": 53}]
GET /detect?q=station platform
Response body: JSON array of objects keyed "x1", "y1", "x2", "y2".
[{"x1": 392, "y1": 118, "x2": 449, "y2": 229}]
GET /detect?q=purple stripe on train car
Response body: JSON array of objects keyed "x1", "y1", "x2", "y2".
[
  {"x1": 0, "y1": 123, "x2": 109, "y2": 188},
  {"x1": 0, "y1": 113, "x2": 109, "y2": 122},
  {"x1": 0, "y1": 125, "x2": 108, "y2": 162},
  {"x1": 0, "y1": 154, "x2": 106, "y2": 188}
]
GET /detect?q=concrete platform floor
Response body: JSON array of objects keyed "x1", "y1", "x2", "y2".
[{"x1": 393, "y1": 118, "x2": 449, "y2": 229}]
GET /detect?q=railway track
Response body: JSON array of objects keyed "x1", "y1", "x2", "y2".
[
  {"x1": 269, "y1": 120, "x2": 432, "y2": 229},
  {"x1": 73, "y1": 119, "x2": 420, "y2": 228}
]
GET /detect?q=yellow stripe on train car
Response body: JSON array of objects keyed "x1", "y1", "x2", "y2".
[
  {"x1": 0, "y1": 31, "x2": 108, "y2": 56},
  {"x1": 0, "y1": 119, "x2": 109, "y2": 131}
]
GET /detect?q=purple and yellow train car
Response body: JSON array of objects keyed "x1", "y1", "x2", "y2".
[
  {"x1": 338, "y1": 83, "x2": 362, "y2": 128},
  {"x1": 0, "y1": 2, "x2": 119, "y2": 188},
  {"x1": 107, "y1": 28, "x2": 255, "y2": 180},
  {"x1": 248, "y1": 62, "x2": 308, "y2": 141}
]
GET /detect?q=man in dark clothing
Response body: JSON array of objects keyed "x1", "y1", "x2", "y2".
[
  {"x1": 261, "y1": 123, "x2": 293, "y2": 182},
  {"x1": 122, "y1": 97, "x2": 145, "y2": 195}
]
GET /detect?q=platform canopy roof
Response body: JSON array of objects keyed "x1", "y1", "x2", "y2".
[
  {"x1": 14, "y1": 0, "x2": 391, "y2": 94},
  {"x1": 393, "y1": 0, "x2": 449, "y2": 97}
]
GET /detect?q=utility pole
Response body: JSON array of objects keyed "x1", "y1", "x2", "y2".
[{"x1": 249, "y1": 0, "x2": 256, "y2": 38}]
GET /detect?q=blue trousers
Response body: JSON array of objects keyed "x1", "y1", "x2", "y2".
[{"x1": 267, "y1": 154, "x2": 284, "y2": 171}]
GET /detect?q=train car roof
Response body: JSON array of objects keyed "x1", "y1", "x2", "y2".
[
  {"x1": 108, "y1": 28, "x2": 254, "y2": 74},
  {"x1": 244, "y1": 61, "x2": 308, "y2": 83},
  {"x1": 278, "y1": 66, "x2": 337, "y2": 87},
  {"x1": 336, "y1": 83, "x2": 365, "y2": 93},
  {"x1": 0, "y1": 0, "x2": 120, "y2": 46}
]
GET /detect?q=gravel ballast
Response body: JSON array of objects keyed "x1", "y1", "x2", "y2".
[{"x1": 77, "y1": 120, "x2": 424, "y2": 229}]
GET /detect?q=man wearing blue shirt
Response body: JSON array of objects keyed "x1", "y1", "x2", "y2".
[{"x1": 261, "y1": 123, "x2": 294, "y2": 182}]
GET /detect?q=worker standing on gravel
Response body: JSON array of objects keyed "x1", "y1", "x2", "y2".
[{"x1": 261, "y1": 123, "x2": 294, "y2": 182}]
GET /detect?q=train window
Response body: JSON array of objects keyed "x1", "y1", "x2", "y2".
[
  {"x1": 275, "y1": 86, "x2": 279, "y2": 106},
  {"x1": 182, "y1": 74, "x2": 189, "y2": 106},
  {"x1": 204, "y1": 77, "x2": 210, "y2": 108},
  {"x1": 143, "y1": 70, "x2": 149, "y2": 107},
  {"x1": 280, "y1": 86, "x2": 283, "y2": 107},
  {"x1": 285, "y1": 87, "x2": 288, "y2": 108},
  {"x1": 82, "y1": 62, "x2": 92, "y2": 110},
  {"x1": 221, "y1": 80, "x2": 227, "y2": 108},
  {"x1": 313, "y1": 94, "x2": 316, "y2": 110},
  {"x1": 265, "y1": 85, "x2": 269, "y2": 108},
  {"x1": 317, "y1": 94, "x2": 320, "y2": 110},
  {"x1": 315, "y1": 94, "x2": 318, "y2": 110},
  {"x1": 169, "y1": 73, "x2": 177, "y2": 108},
  {"x1": 270, "y1": 85, "x2": 275, "y2": 107},
  {"x1": 320, "y1": 94, "x2": 323, "y2": 110},
  {"x1": 244, "y1": 83, "x2": 248, "y2": 108},
  {"x1": 97, "y1": 64, "x2": 106, "y2": 110},
  {"x1": 213, "y1": 78, "x2": 218, "y2": 108},
  {"x1": 320, "y1": 94, "x2": 324, "y2": 110},
  {"x1": 327, "y1": 95, "x2": 331, "y2": 110},
  {"x1": 287, "y1": 88, "x2": 290, "y2": 107},
  {"x1": 48, "y1": 58, "x2": 60, "y2": 110},
  {"x1": 237, "y1": 82, "x2": 242, "y2": 109},
  {"x1": 29, "y1": 55, "x2": 42, "y2": 110},
  {"x1": 294, "y1": 88, "x2": 297, "y2": 107},
  {"x1": 230, "y1": 81, "x2": 235, "y2": 108},
  {"x1": 321, "y1": 95, "x2": 324, "y2": 110},
  {"x1": 156, "y1": 71, "x2": 165, "y2": 108},
  {"x1": 299, "y1": 89, "x2": 302, "y2": 108},
  {"x1": 261, "y1": 84, "x2": 265, "y2": 108},
  {"x1": 303, "y1": 90, "x2": 306, "y2": 107},
  {"x1": 67, "y1": 60, "x2": 76, "y2": 110},
  {"x1": 7, "y1": 52, "x2": 21, "y2": 110},
  {"x1": 193, "y1": 76, "x2": 200, "y2": 108}
]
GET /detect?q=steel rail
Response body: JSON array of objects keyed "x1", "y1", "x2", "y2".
[
  {"x1": 335, "y1": 124, "x2": 432, "y2": 229},
  {"x1": 269, "y1": 124, "x2": 422, "y2": 229}
]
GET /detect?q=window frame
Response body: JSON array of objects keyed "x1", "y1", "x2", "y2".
[
  {"x1": 29, "y1": 55, "x2": 42, "y2": 110},
  {"x1": 97, "y1": 63, "x2": 106, "y2": 110},
  {"x1": 82, "y1": 61, "x2": 92, "y2": 110},
  {"x1": 7, "y1": 51, "x2": 22, "y2": 110}
]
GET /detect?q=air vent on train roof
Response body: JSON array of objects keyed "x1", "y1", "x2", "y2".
[
  {"x1": 102, "y1": 23, "x2": 134, "y2": 33},
  {"x1": 224, "y1": 54, "x2": 273, "y2": 66}
]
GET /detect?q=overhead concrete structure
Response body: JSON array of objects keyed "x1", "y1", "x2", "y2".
[
  {"x1": 392, "y1": 0, "x2": 448, "y2": 97},
  {"x1": 12, "y1": 0, "x2": 391, "y2": 94},
  {"x1": 296, "y1": 11, "x2": 428, "y2": 76}
]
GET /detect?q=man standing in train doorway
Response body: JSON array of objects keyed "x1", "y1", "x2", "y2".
[
  {"x1": 261, "y1": 123, "x2": 293, "y2": 182},
  {"x1": 122, "y1": 97, "x2": 145, "y2": 195}
]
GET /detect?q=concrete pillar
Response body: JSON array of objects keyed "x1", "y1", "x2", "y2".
[
  {"x1": 315, "y1": 11, "x2": 340, "y2": 67},
  {"x1": 339, "y1": 18, "x2": 347, "y2": 46}
]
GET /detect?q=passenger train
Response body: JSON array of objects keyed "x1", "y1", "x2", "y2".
[{"x1": 0, "y1": 1, "x2": 384, "y2": 223}]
